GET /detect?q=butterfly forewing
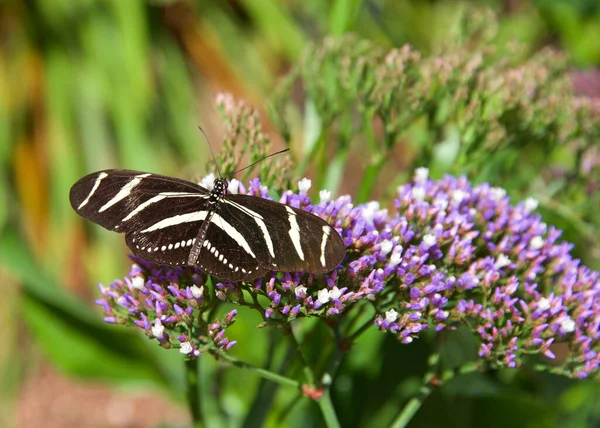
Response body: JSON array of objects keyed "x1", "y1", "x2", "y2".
[
  {"x1": 69, "y1": 170, "x2": 209, "y2": 232},
  {"x1": 70, "y1": 169, "x2": 346, "y2": 281}
]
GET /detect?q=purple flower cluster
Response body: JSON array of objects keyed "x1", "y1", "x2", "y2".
[
  {"x1": 97, "y1": 169, "x2": 599, "y2": 377},
  {"x1": 373, "y1": 169, "x2": 599, "y2": 378},
  {"x1": 97, "y1": 259, "x2": 237, "y2": 358}
]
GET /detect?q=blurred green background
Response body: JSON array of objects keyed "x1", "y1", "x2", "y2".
[{"x1": 1, "y1": 0, "x2": 599, "y2": 427}]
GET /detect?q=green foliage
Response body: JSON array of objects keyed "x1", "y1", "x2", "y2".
[
  {"x1": 1, "y1": 1, "x2": 599, "y2": 427},
  {"x1": 271, "y1": 11, "x2": 600, "y2": 269}
]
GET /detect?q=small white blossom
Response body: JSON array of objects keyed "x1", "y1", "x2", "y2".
[
  {"x1": 298, "y1": 178, "x2": 312, "y2": 193},
  {"x1": 490, "y1": 187, "x2": 507, "y2": 201},
  {"x1": 363, "y1": 201, "x2": 380, "y2": 222},
  {"x1": 151, "y1": 320, "x2": 165, "y2": 338},
  {"x1": 452, "y1": 189, "x2": 469, "y2": 203},
  {"x1": 294, "y1": 285, "x2": 307, "y2": 298},
  {"x1": 494, "y1": 254, "x2": 511, "y2": 269},
  {"x1": 530, "y1": 236, "x2": 544, "y2": 250},
  {"x1": 180, "y1": 341, "x2": 193, "y2": 354},
  {"x1": 190, "y1": 285, "x2": 204, "y2": 299},
  {"x1": 433, "y1": 198, "x2": 448, "y2": 210},
  {"x1": 227, "y1": 178, "x2": 240, "y2": 194},
  {"x1": 319, "y1": 190, "x2": 331, "y2": 203},
  {"x1": 559, "y1": 317, "x2": 576, "y2": 334},
  {"x1": 389, "y1": 252, "x2": 402, "y2": 267},
  {"x1": 329, "y1": 286, "x2": 342, "y2": 300},
  {"x1": 537, "y1": 297, "x2": 551, "y2": 311},
  {"x1": 380, "y1": 240, "x2": 393, "y2": 255},
  {"x1": 414, "y1": 167, "x2": 429, "y2": 184},
  {"x1": 385, "y1": 309, "x2": 398, "y2": 323},
  {"x1": 412, "y1": 187, "x2": 426, "y2": 202},
  {"x1": 524, "y1": 197, "x2": 539, "y2": 213},
  {"x1": 199, "y1": 173, "x2": 215, "y2": 190},
  {"x1": 422, "y1": 234, "x2": 436, "y2": 249},
  {"x1": 131, "y1": 275, "x2": 145, "y2": 290},
  {"x1": 317, "y1": 288, "x2": 331, "y2": 305}
]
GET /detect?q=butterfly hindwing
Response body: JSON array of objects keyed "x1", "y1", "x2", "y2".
[
  {"x1": 221, "y1": 195, "x2": 345, "y2": 274},
  {"x1": 192, "y1": 206, "x2": 269, "y2": 281}
]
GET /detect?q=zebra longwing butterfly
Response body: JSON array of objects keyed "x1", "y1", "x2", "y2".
[{"x1": 69, "y1": 169, "x2": 345, "y2": 281}]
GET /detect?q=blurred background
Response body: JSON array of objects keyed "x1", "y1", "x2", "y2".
[{"x1": 1, "y1": 0, "x2": 599, "y2": 427}]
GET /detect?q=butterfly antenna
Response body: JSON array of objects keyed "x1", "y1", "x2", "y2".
[
  {"x1": 198, "y1": 126, "x2": 222, "y2": 179},
  {"x1": 232, "y1": 148, "x2": 290, "y2": 176}
]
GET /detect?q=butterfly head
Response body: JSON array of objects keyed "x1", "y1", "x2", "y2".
[{"x1": 210, "y1": 177, "x2": 228, "y2": 204}]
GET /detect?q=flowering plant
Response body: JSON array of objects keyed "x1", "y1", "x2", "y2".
[
  {"x1": 93, "y1": 10, "x2": 600, "y2": 427},
  {"x1": 97, "y1": 163, "x2": 599, "y2": 425}
]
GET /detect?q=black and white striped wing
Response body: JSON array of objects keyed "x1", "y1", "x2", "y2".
[
  {"x1": 70, "y1": 169, "x2": 346, "y2": 281},
  {"x1": 69, "y1": 169, "x2": 211, "y2": 266},
  {"x1": 216, "y1": 195, "x2": 345, "y2": 276}
]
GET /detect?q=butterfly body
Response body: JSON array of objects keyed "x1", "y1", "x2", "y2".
[{"x1": 69, "y1": 170, "x2": 345, "y2": 281}]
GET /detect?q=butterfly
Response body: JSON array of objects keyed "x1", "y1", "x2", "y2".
[{"x1": 69, "y1": 169, "x2": 345, "y2": 281}]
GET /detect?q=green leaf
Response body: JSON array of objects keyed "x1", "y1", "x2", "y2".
[
  {"x1": 329, "y1": 0, "x2": 363, "y2": 35},
  {"x1": 0, "y1": 229, "x2": 184, "y2": 395}
]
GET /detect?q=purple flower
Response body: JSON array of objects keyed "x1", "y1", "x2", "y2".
[{"x1": 96, "y1": 170, "x2": 599, "y2": 378}]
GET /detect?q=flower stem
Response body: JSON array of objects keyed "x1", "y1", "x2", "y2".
[
  {"x1": 390, "y1": 358, "x2": 481, "y2": 428},
  {"x1": 318, "y1": 390, "x2": 341, "y2": 428},
  {"x1": 216, "y1": 350, "x2": 301, "y2": 389},
  {"x1": 290, "y1": 324, "x2": 342, "y2": 428},
  {"x1": 185, "y1": 358, "x2": 202, "y2": 426}
]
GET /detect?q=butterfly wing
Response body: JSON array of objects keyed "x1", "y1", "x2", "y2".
[
  {"x1": 70, "y1": 170, "x2": 345, "y2": 280},
  {"x1": 69, "y1": 169, "x2": 212, "y2": 266},
  {"x1": 221, "y1": 195, "x2": 345, "y2": 274}
]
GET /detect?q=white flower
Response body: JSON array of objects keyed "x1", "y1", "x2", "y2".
[
  {"x1": 317, "y1": 288, "x2": 331, "y2": 305},
  {"x1": 190, "y1": 285, "x2": 204, "y2": 299},
  {"x1": 329, "y1": 286, "x2": 342, "y2": 300},
  {"x1": 411, "y1": 187, "x2": 426, "y2": 202},
  {"x1": 180, "y1": 341, "x2": 193, "y2": 354},
  {"x1": 131, "y1": 275, "x2": 145, "y2": 290},
  {"x1": 559, "y1": 317, "x2": 576, "y2": 334},
  {"x1": 298, "y1": 178, "x2": 312, "y2": 193},
  {"x1": 537, "y1": 297, "x2": 551, "y2": 311},
  {"x1": 151, "y1": 320, "x2": 165, "y2": 338},
  {"x1": 523, "y1": 197, "x2": 539, "y2": 213},
  {"x1": 199, "y1": 173, "x2": 215, "y2": 190},
  {"x1": 385, "y1": 309, "x2": 398, "y2": 323},
  {"x1": 490, "y1": 187, "x2": 507, "y2": 201},
  {"x1": 451, "y1": 189, "x2": 468, "y2": 203},
  {"x1": 414, "y1": 167, "x2": 429, "y2": 184},
  {"x1": 422, "y1": 234, "x2": 436, "y2": 249},
  {"x1": 530, "y1": 236, "x2": 544, "y2": 250},
  {"x1": 227, "y1": 178, "x2": 240, "y2": 194},
  {"x1": 363, "y1": 201, "x2": 380, "y2": 222},
  {"x1": 389, "y1": 252, "x2": 402, "y2": 267},
  {"x1": 380, "y1": 240, "x2": 393, "y2": 255},
  {"x1": 433, "y1": 198, "x2": 448, "y2": 210},
  {"x1": 294, "y1": 285, "x2": 307, "y2": 298},
  {"x1": 494, "y1": 254, "x2": 511, "y2": 269},
  {"x1": 319, "y1": 190, "x2": 331, "y2": 203}
]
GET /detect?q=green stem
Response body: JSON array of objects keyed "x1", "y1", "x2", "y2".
[
  {"x1": 185, "y1": 358, "x2": 202, "y2": 427},
  {"x1": 318, "y1": 390, "x2": 342, "y2": 428},
  {"x1": 290, "y1": 325, "x2": 342, "y2": 428},
  {"x1": 390, "y1": 359, "x2": 481, "y2": 428},
  {"x1": 347, "y1": 316, "x2": 375, "y2": 342},
  {"x1": 216, "y1": 351, "x2": 300, "y2": 389},
  {"x1": 357, "y1": 153, "x2": 386, "y2": 203}
]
